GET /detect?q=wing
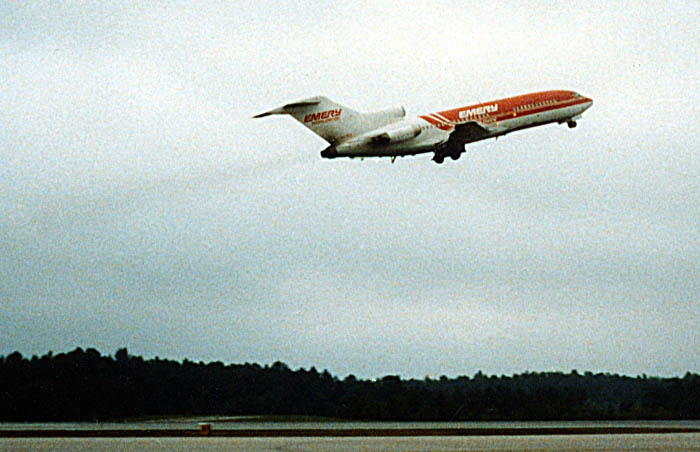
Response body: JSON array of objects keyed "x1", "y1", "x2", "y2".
[
  {"x1": 446, "y1": 121, "x2": 490, "y2": 145},
  {"x1": 435, "y1": 121, "x2": 492, "y2": 160}
]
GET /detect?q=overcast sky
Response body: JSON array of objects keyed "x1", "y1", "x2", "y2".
[{"x1": 1, "y1": 1, "x2": 699, "y2": 379}]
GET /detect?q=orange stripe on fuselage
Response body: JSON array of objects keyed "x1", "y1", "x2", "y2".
[
  {"x1": 431, "y1": 90, "x2": 588, "y2": 124},
  {"x1": 418, "y1": 114, "x2": 454, "y2": 130}
]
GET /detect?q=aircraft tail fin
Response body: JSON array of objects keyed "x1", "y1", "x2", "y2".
[
  {"x1": 254, "y1": 96, "x2": 365, "y2": 144},
  {"x1": 254, "y1": 96, "x2": 404, "y2": 145}
]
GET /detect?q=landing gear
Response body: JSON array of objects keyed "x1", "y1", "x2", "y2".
[
  {"x1": 567, "y1": 120, "x2": 577, "y2": 128},
  {"x1": 434, "y1": 143, "x2": 463, "y2": 164}
]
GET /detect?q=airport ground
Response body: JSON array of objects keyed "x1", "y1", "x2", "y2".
[{"x1": 2, "y1": 420, "x2": 699, "y2": 452}]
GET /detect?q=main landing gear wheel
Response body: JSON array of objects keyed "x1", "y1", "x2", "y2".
[
  {"x1": 567, "y1": 120, "x2": 577, "y2": 128},
  {"x1": 433, "y1": 155, "x2": 444, "y2": 164},
  {"x1": 450, "y1": 151, "x2": 461, "y2": 161}
]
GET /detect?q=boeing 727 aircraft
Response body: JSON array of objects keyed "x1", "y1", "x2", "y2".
[{"x1": 254, "y1": 90, "x2": 593, "y2": 164}]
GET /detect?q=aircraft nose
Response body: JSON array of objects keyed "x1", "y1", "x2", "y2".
[{"x1": 582, "y1": 95, "x2": 593, "y2": 110}]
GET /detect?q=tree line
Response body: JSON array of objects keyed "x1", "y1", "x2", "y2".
[{"x1": 1, "y1": 348, "x2": 699, "y2": 421}]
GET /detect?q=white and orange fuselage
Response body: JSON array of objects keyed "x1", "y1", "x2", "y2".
[{"x1": 254, "y1": 90, "x2": 593, "y2": 164}]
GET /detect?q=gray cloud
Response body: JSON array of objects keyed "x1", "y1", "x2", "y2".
[{"x1": 1, "y1": 1, "x2": 699, "y2": 378}]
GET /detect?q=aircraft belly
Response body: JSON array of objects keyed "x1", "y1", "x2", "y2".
[
  {"x1": 335, "y1": 135, "x2": 442, "y2": 158},
  {"x1": 499, "y1": 104, "x2": 588, "y2": 132}
]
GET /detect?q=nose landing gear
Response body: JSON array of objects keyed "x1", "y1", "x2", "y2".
[{"x1": 567, "y1": 120, "x2": 577, "y2": 128}]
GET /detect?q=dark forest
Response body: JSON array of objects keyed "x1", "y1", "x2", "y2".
[{"x1": 1, "y1": 348, "x2": 699, "y2": 421}]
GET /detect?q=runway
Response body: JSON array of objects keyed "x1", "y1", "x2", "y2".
[
  {"x1": 2, "y1": 425, "x2": 699, "y2": 437},
  {"x1": 3, "y1": 421, "x2": 700, "y2": 451}
]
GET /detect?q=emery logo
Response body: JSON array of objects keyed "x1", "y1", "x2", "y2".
[
  {"x1": 304, "y1": 109, "x2": 342, "y2": 124},
  {"x1": 459, "y1": 104, "x2": 498, "y2": 119}
]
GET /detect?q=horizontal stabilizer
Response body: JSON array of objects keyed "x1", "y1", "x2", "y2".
[
  {"x1": 252, "y1": 111, "x2": 274, "y2": 118},
  {"x1": 253, "y1": 97, "x2": 322, "y2": 118},
  {"x1": 282, "y1": 99, "x2": 321, "y2": 110}
]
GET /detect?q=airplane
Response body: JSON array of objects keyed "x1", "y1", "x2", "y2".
[{"x1": 253, "y1": 90, "x2": 593, "y2": 164}]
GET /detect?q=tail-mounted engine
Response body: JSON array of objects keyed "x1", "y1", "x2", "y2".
[{"x1": 370, "y1": 123, "x2": 422, "y2": 145}]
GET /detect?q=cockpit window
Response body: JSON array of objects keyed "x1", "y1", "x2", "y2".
[{"x1": 572, "y1": 92, "x2": 580, "y2": 97}]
